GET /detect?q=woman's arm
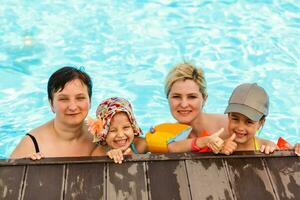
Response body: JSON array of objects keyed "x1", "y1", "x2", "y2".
[
  {"x1": 168, "y1": 129, "x2": 224, "y2": 153},
  {"x1": 10, "y1": 136, "x2": 36, "y2": 159},
  {"x1": 134, "y1": 137, "x2": 148, "y2": 154}
]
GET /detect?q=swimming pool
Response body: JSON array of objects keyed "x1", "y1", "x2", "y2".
[{"x1": 0, "y1": 0, "x2": 299, "y2": 158}]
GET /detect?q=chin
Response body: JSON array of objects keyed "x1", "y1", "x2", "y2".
[{"x1": 176, "y1": 118, "x2": 192, "y2": 125}]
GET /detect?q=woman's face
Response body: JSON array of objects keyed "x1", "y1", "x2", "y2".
[
  {"x1": 168, "y1": 79, "x2": 205, "y2": 125},
  {"x1": 106, "y1": 112, "x2": 135, "y2": 151},
  {"x1": 50, "y1": 79, "x2": 90, "y2": 126}
]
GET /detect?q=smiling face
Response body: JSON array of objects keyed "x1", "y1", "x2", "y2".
[
  {"x1": 105, "y1": 112, "x2": 135, "y2": 151},
  {"x1": 168, "y1": 79, "x2": 205, "y2": 125},
  {"x1": 50, "y1": 79, "x2": 90, "y2": 126},
  {"x1": 228, "y1": 112, "x2": 263, "y2": 148}
]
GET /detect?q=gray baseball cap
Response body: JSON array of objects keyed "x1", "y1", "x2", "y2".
[{"x1": 224, "y1": 83, "x2": 269, "y2": 121}]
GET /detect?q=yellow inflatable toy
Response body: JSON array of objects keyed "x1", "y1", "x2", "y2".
[{"x1": 145, "y1": 123, "x2": 192, "y2": 153}]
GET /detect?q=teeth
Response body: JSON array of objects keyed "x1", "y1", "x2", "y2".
[
  {"x1": 179, "y1": 111, "x2": 190, "y2": 114},
  {"x1": 115, "y1": 139, "x2": 127, "y2": 145}
]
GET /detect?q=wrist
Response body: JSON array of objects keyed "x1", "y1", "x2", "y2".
[{"x1": 191, "y1": 138, "x2": 211, "y2": 152}]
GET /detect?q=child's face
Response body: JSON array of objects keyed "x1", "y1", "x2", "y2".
[
  {"x1": 105, "y1": 112, "x2": 135, "y2": 151},
  {"x1": 228, "y1": 112, "x2": 262, "y2": 145}
]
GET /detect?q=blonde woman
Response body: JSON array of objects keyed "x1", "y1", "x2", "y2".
[{"x1": 165, "y1": 63, "x2": 275, "y2": 154}]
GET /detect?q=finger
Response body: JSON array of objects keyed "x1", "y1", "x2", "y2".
[
  {"x1": 260, "y1": 145, "x2": 266, "y2": 153},
  {"x1": 30, "y1": 154, "x2": 37, "y2": 160},
  {"x1": 36, "y1": 154, "x2": 42, "y2": 160},
  {"x1": 123, "y1": 148, "x2": 132, "y2": 155},
  {"x1": 211, "y1": 128, "x2": 224, "y2": 138},
  {"x1": 107, "y1": 151, "x2": 112, "y2": 159},
  {"x1": 229, "y1": 133, "x2": 236, "y2": 141},
  {"x1": 265, "y1": 146, "x2": 270, "y2": 154},
  {"x1": 113, "y1": 157, "x2": 119, "y2": 164},
  {"x1": 209, "y1": 142, "x2": 222, "y2": 152},
  {"x1": 117, "y1": 151, "x2": 124, "y2": 163},
  {"x1": 208, "y1": 144, "x2": 219, "y2": 154},
  {"x1": 269, "y1": 146, "x2": 275, "y2": 153},
  {"x1": 223, "y1": 149, "x2": 231, "y2": 155}
]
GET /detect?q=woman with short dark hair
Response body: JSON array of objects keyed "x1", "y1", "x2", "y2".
[{"x1": 11, "y1": 66, "x2": 96, "y2": 159}]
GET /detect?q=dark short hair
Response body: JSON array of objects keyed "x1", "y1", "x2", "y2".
[{"x1": 47, "y1": 66, "x2": 92, "y2": 102}]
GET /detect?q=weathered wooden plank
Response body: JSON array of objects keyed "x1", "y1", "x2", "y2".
[
  {"x1": 1, "y1": 151, "x2": 295, "y2": 166},
  {"x1": 226, "y1": 157, "x2": 276, "y2": 200},
  {"x1": 0, "y1": 166, "x2": 25, "y2": 200},
  {"x1": 185, "y1": 159, "x2": 234, "y2": 200},
  {"x1": 107, "y1": 162, "x2": 147, "y2": 200},
  {"x1": 265, "y1": 157, "x2": 300, "y2": 200},
  {"x1": 64, "y1": 163, "x2": 105, "y2": 200},
  {"x1": 22, "y1": 164, "x2": 64, "y2": 200},
  {"x1": 147, "y1": 160, "x2": 190, "y2": 200}
]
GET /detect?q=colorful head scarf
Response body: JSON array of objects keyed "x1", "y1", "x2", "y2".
[{"x1": 87, "y1": 97, "x2": 142, "y2": 143}]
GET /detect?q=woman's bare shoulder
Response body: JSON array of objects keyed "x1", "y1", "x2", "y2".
[
  {"x1": 10, "y1": 121, "x2": 53, "y2": 159},
  {"x1": 205, "y1": 113, "x2": 229, "y2": 138},
  {"x1": 10, "y1": 135, "x2": 36, "y2": 159},
  {"x1": 30, "y1": 121, "x2": 53, "y2": 136}
]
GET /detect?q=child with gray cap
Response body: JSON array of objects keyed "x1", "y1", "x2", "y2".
[
  {"x1": 222, "y1": 83, "x2": 300, "y2": 155},
  {"x1": 222, "y1": 83, "x2": 277, "y2": 153}
]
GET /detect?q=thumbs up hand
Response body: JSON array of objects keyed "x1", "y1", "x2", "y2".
[
  {"x1": 206, "y1": 128, "x2": 225, "y2": 154},
  {"x1": 220, "y1": 133, "x2": 237, "y2": 155}
]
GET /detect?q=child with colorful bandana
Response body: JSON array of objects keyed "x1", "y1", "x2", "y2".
[{"x1": 88, "y1": 97, "x2": 147, "y2": 163}]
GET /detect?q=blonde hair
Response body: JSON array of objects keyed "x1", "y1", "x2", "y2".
[{"x1": 165, "y1": 62, "x2": 208, "y2": 100}]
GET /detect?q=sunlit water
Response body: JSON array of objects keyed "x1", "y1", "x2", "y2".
[{"x1": 0, "y1": 0, "x2": 299, "y2": 158}]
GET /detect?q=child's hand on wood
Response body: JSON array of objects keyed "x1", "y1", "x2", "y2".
[
  {"x1": 107, "y1": 148, "x2": 132, "y2": 164},
  {"x1": 260, "y1": 142, "x2": 277, "y2": 154}
]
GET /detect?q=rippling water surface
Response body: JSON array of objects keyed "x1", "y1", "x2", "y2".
[{"x1": 0, "y1": 0, "x2": 299, "y2": 158}]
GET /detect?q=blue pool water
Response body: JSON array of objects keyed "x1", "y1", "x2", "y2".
[{"x1": 0, "y1": 0, "x2": 299, "y2": 158}]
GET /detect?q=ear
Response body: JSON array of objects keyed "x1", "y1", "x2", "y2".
[
  {"x1": 202, "y1": 95, "x2": 208, "y2": 108},
  {"x1": 259, "y1": 118, "x2": 266, "y2": 129},
  {"x1": 49, "y1": 99, "x2": 55, "y2": 113}
]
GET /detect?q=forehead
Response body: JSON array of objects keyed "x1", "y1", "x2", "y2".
[
  {"x1": 170, "y1": 79, "x2": 199, "y2": 93},
  {"x1": 111, "y1": 112, "x2": 130, "y2": 122},
  {"x1": 230, "y1": 112, "x2": 254, "y2": 121},
  {"x1": 54, "y1": 79, "x2": 88, "y2": 95}
]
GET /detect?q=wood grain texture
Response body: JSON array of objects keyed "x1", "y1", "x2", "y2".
[
  {"x1": 107, "y1": 162, "x2": 148, "y2": 200},
  {"x1": 0, "y1": 166, "x2": 25, "y2": 200},
  {"x1": 226, "y1": 157, "x2": 276, "y2": 200},
  {"x1": 147, "y1": 160, "x2": 191, "y2": 200},
  {"x1": 64, "y1": 163, "x2": 105, "y2": 200},
  {"x1": 186, "y1": 159, "x2": 234, "y2": 200},
  {"x1": 23, "y1": 165, "x2": 64, "y2": 200},
  {"x1": 265, "y1": 157, "x2": 300, "y2": 200}
]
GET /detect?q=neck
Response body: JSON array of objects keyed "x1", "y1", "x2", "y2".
[
  {"x1": 52, "y1": 119, "x2": 83, "y2": 141},
  {"x1": 237, "y1": 137, "x2": 257, "y2": 151},
  {"x1": 189, "y1": 112, "x2": 205, "y2": 137}
]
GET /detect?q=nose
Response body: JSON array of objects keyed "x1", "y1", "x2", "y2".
[
  {"x1": 68, "y1": 100, "x2": 78, "y2": 111},
  {"x1": 116, "y1": 129, "x2": 125, "y2": 137},
  {"x1": 179, "y1": 98, "x2": 188, "y2": 108},
  {"x1": 236, "y1": 121, "x2": 246, "y2": 131}
]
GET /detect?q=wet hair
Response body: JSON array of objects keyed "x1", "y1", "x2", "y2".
[
  {"x1": 165, "y1": 62, "x2": 208, "y2": 100},
  {"x1": 47, "y1": 66, "x2": 92, "y2": 103}
]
